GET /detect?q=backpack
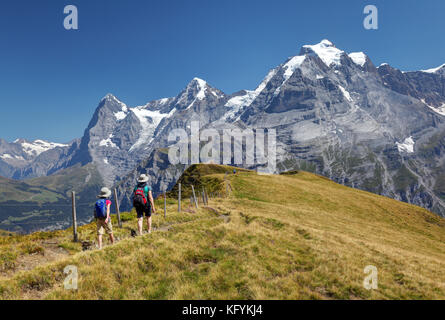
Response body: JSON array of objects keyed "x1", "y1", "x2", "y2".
[
  {"x1": 95, "y1": 199, "x2": 107, "y2": 219},
  {"x1": 133, "y1": 186, "x2": 148, "y2": 208}
]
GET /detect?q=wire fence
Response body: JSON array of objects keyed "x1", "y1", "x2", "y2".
[
  {"x1": 0, "y1": 203, "x2": 92, "y2": 207},
  {"x1": 1, "y1": 173, "x2": 235, "y2": 237}
]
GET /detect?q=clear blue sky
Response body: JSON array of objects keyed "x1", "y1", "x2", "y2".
[{"x1": 0, "y1": 0, "x2": 444, "y2": 143}]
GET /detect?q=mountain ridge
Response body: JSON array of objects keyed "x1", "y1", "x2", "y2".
[{"x1": 2, "y1": 39, "x2": 445, "y2": 232}]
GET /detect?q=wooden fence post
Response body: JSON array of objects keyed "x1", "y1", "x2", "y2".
[
  {"x1": 71, "y1": 191, "x2": 78, "y2": 242},
  {"x1": 191, "y1": 185, "x2": 198, "y2": 209},
  {"x1": 164, "y1": 190, "x2": 167, "y2": 218},
  {"x1": 114, "y1": 189, "x2": 122, "y2": 228},
  {"x1": 178, "y1": 183, "x2": 181, "y2": 213},
  {"x1": 204, "y1": 189, "x2": 209, "y2": 204},
  {"x1": 201, "y1": 189, "x2": 206, "y2": 206}
]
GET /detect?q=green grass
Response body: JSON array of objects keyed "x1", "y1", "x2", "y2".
[
  {"x1": 0, "y1": 177, "x2": 64, "y2": 203},
  {"x1": 1, "y1": 164, "x2": 445, "y2": 299},
  {"x1": 167, "y1": 164, "x2": 248, "y2": 198},
  {"x1": 0, "y1": 163, "x2": 104, "y2": 233}
]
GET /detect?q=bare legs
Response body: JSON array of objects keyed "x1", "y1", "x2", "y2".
[
  {"x1": 147, "y1": 216, "x2": 152, "y2": 234},
  {"x1": 138, "y1": 217, "x2": 143, "y2": 235},
  {"x1": 97, "y1": 234, "x2": 115, "y2": 249},
  {"x1": 98, "y1": 234, "x2": 103, "y2": 249},
  {"x1": 137, "y1": 216, "x2": 152, "y2": 235}
]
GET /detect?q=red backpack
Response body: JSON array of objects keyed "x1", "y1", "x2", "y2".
[{"x1": 133, "y1": 187, "x2": 148, "y2": 208}]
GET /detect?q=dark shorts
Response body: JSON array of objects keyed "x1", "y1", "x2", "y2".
[{"x1": 136, "y1": 204, "x2": 152, "y2": 218}]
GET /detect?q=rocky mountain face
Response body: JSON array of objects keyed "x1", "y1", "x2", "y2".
[
  {"x1": 378, "y1": 63, "x2": 445, "y2": 114},
  {"x1": 115, "y1": 40, "x2": 445, "y2": 216},
  {"x1": 2, "y1": 39, "x2": 445, "y2": 226},
  {"x1": 58, "y1": 78, "x2": 227, "y2": 187}
]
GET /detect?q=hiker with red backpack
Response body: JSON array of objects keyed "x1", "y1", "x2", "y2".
[
  {"x1": 132, "y1": 174, "x2": 156, "y2": 235},
  {"x1": 94, "y1": 187, "x2": 115, "y2": 249}
]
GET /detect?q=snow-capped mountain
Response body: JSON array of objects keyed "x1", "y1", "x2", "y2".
[
  {"x1": 49, "y1": 77, "x2": 228, "y2": 187},
  {"x1": 3, "y1": 39, "x2": 445, "y2": 220},
  {"x1": 115, "y1": 40, "x2": 445, "y2": 216},
  {"x1": 0, "y1": 138, "x2": 67, "y2": 163},
  {"x1": 421, "y1": 63, "x2": 445, "y2": 74},
  {"x1": 0, "y1": 138, "x2": 71, "y2": 179}
]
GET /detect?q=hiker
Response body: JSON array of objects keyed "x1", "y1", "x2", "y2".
[
  {"x1": 94, "y1": 187, "x2": 115, "y2": 249},
  {"x1": 132, "y1": 174, "x2": 156, "y2": 235}
]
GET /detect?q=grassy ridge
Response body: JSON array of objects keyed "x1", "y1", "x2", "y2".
[
  {"x1": 1, "y1": 164, "x2": 445, "y2": 299},
  {"x1": 167, "y1": 164, "x2": 249, "y2": 198},
  {"x1": 26, "y1": 164, "x2": 103, "y2": 198},
  {"x1": 0, "y1": 176, "x2": 64, "y2": 203},
  {"x1": 0, "y1": 164, "x2": 103, "y2": 233}
]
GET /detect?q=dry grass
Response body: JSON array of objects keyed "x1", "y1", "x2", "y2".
[{"x1": 1, "y1": 166, "x2": 445, "y2": 299}]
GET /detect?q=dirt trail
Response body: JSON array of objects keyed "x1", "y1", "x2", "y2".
[
  {"x1": 1, "y1": 203, "x2": 230, "y2": 282},
  {"x1": 0, "y1": 241, "x2": 70, "y2": 279},
  {"x1": 18, "y1": 242, "x2": 70, "y2": 272}
]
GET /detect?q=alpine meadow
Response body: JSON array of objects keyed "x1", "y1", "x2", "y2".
[{"x1": 1, "y1": 0, "x2": 445, "y2": 303}]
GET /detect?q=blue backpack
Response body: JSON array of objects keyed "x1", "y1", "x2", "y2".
[{"x1": 95, "y1": 199, "x2": 107, "y2": 219}]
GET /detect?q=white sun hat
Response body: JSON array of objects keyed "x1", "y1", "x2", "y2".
[
  {"x1": 97, "y1": 187, "x2": 112, "y2": 198},
  {"x1": 137, "y1": 174, "x2": 149, "y2": 183}
]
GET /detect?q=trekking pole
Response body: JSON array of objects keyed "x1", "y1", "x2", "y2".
[
  {"x1": 114, "y1": 188, "x2": 122, "y2": 228},
  {"x1": 191, "y1": 185, "x2": 198, "y2": 209},
  {"x1": 71, "y1": 191, "x2": 78, "y2": 242},
  {"x1": 164, "y1": 190, "x2": 167, "y2": 218},
  {"x1": 178, "y1": 183, "x2": 181, "y2": 213}
]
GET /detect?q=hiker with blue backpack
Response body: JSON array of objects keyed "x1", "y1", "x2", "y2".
[
  {"x1": 132, "y1": 174, "x2": 156, "y2": 235},
  {"x1": 94, "y1": 187, "x2": 115, "y2": 249}
]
